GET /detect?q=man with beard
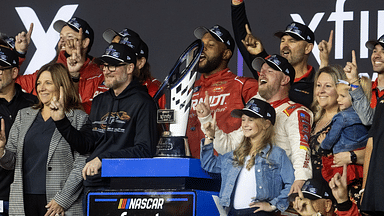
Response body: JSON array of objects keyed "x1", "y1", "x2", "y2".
[
  {"x1": 50, "y1": 43, "x2": 158, "y2": 213},
  {"x1": 231, "y1": 0, "x2": 332, "y2": 109},
  {"x1": 197, "y1": 54, "x2": 313, "y2": 194},
  {"x1": 0, "y1": 45, "x2": 37, "y2": 216},
  {"x1": 187, "y1": 25, "x2": 258, "y2": 158},
  {"x1": 342, "y1": 35, "x2": 384, "y2": 215},
  {"x1": 15, "y1": 17, "x2": 107, "y2": 114}
]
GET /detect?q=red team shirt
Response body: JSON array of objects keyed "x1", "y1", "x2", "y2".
[{"x1": 187, "y1": 68, "x2": 259, "y2": 158}]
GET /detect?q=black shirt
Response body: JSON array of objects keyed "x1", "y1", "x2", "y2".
[
  {"x1": 361, "y1": 96, "x2": 384, "y2": 214},
  {"x1": 0, "y1": 83, "x2": 37, "y2": 200},
  {"x1": 23, "y1": 113, "x2": 55, "y2": 194}
]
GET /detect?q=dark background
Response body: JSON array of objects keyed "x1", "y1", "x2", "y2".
[{"x1": 1, "y1": 0, "x2": 383, "y2": 80}]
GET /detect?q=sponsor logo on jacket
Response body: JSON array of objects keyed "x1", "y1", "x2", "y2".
[{"x1": 191, "y1": 93, "x2": 230, "y2": 110}]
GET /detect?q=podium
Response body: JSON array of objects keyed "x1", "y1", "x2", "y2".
[{"x1": 86, "y1": 158, "x2": 221, "y2": 216}]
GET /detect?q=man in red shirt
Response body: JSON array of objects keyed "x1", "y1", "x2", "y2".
[
  {"x1": 187, "y1": 25, "x2": 258, "y2": 158},
  {"x1": 15, "y1": 17, "x2": 107, "y2": 114}
]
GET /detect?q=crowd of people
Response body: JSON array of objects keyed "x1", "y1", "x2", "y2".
[{"x1": 0, "y1": 0, "x2": 383, "y2": 216}]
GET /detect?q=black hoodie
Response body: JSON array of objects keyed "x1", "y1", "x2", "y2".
[{"x1": 55, "y1": 78, "x2": 158, "y2": 186}]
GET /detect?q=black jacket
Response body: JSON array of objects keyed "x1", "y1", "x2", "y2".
[
  {"x1": 55, "y1": 78, "x2": 158, "y2": 187},
  {"x1": 0, "y1": 83, "x2": 37, "y2": 200}
]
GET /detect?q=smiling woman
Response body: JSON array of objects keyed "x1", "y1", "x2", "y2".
[
  {"x1": 307, "y1": 65, "x2": 346, "y2": 198},
  {"x1": 0, "y1": 62, "x2": 87, "y2": 216}
]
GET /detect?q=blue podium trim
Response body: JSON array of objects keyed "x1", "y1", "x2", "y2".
[{"x1": 101, "y1": 158, "x2": 212, "y2": 179}]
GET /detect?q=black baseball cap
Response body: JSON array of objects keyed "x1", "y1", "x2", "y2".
[
  {"x1": 53, "y1": 17, "x2": 94, "y2": 51},
  {"x1": 194, "y1": 25, "x2": 235, "y2": 53},
  {"x1": 252, "y1": 54, "x2": 296, "y2": 85},
  {"x1": 231, "y1": 98, "x2": 276, "y2": 125},
  {"x1": 366, "y1": 34, "x2": 384, "y2": 50},
  {"x1": 292, "y1": 178, "x2": 334, "y2": 201},
  {"x1": 118, "y1": 36, "x2": 143, "y2": 57},
  {"x1": 0, "y1": 46, "x2": 19, "y2": 67},
  {"x1": 99, "y1": 43, "x2": 136, "y2": 66},
  {"x1": 275, "y1": 22, "x2": 315, "y2": 44},
  {"x1": 103, "y1": 28, "x2": 140, "y2": 43},
  {"x1": 0, "y1": 34, "x2": 15, "y2": 49},
  {"x1": 103, "y1": 28, "x2": 149, "y2": 59}
]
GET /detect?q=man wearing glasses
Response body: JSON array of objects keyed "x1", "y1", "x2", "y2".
[
  {"x1": 0, "y1": 45, "x2": 37, "y2": 216},
  {"x1": 50, "y1": 43, "x2": 158, "y2": 211}
]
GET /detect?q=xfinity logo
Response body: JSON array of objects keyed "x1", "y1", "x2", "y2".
[
  {"x1": 290, "y1": 0, "x2": 384, "y2": 64},
  {"x1": 15, "y1": 4, "x2": 78, "y2": 74}
]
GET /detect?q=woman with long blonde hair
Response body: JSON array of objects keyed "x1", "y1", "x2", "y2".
[{"x1": 201, "y1": 98, "x2": 294, "y2": 215}]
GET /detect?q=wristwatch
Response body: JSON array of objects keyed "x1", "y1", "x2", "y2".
[{"x1": 350, "y1": 151, "x2": 357, "y2": 164}]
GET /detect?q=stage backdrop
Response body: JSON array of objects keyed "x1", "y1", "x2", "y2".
[{"x1": 1, "y1": 0, "x2": 383, "y2": 80}]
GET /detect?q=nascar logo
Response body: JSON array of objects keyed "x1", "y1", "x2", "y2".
[{"x1": 118, "y1": 198, "x2": 164, "y2": 210}]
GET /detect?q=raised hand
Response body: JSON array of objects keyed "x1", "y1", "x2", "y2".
[
  {"x1": 196, "y1": 91, "x2": 211, "y2": 118},
  {"x1": 15, "y1": 23, "x2": 33, "y2": 54},
  {"x1": 241, "y1": 24, "x2": 264, "y2": 56},
  {"x1": 344, "y1": 50, "x2": 359, "y2": 84},
  {"x1": 329, "y1": 164, "x2": 349, "y2": 203},
  {"x1": 50, "y1": 86, "x2": 65, "y2": 121},
  {"x1": 319, "y1": 30, "x2": 333, "y2": 68},
  {"x1": 66, "y1": 28, "x2": 85, "y2": 77},
  {"x1": 292, "y1": 189, "x2": 318, "y2": 215}
]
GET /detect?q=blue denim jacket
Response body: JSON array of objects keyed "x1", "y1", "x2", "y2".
[
  {"x1": 321, "y1": 106, "x2": 368, "y2": 154},
  {"x1": 200, "y1": 140, "x2": 294, "y2": 212}
]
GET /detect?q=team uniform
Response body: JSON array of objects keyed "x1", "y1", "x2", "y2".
[
  {"x1": 199, "y1": 94, "x2": 313, "y2": 181},
  {"x1": 336, "y1": 200, "x2": 361, "y2": 216},
  {"x1": 16, "y1": 50, "x2": 107, "y2": 114},
  {"x1": 231, "y1": 2, "x2": 315, "y2": 109},
  {"x1": 187, "y1": 68, "x2": 258, "y2": 158},
  {"x1": 143, "y1": 77, "x2": 165, "y2": 109}
]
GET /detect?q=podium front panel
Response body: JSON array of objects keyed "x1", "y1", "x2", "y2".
[{"x1": 87, "y1": 190, "x2": 195, "y2": 216}]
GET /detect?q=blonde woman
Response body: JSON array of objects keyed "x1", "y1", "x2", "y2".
[{"x1": 201, "y1": 98, "x2": 294, "y2": 215}]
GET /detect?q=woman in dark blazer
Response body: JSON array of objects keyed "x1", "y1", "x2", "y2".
[{"x1": 0, "y1": 63, "x2": 87, "y2": 216}]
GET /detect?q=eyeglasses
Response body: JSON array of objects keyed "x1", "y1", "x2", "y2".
[
  {"x1": 101, "y1": 63, "x2": 127, "y2": 72},
  {"x1": 0, "y1": 66, "x2": 13, "y2": 74}
]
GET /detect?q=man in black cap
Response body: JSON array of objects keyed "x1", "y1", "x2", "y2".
[
  {"x1": 16, "y1": 17, "x2": 107, "y2": 114},
  {"x1": 292, "y1": 178, "x2": 335, "y2": 216},
  {"x1": 50, "y1": 43, "x2": 158, "y2": 200},
  {"x1": 102, "y1": 28, "x2": 165, "y2": 108},
  {"x1": 0, "y1": 45, "x2": 37, "y2": 216},
  {"x1": 231, "y1": 0, "x2": 333, "y2": 109},
  {"x1": 197, "y1": 54, "x2": 313, "y2": 195},
  {"x1": 186, "y1": 24, "x2": 259, "y2": 159},
  {"x1": 293, "y1": 165, "x2": 361, "y2": 215}
]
